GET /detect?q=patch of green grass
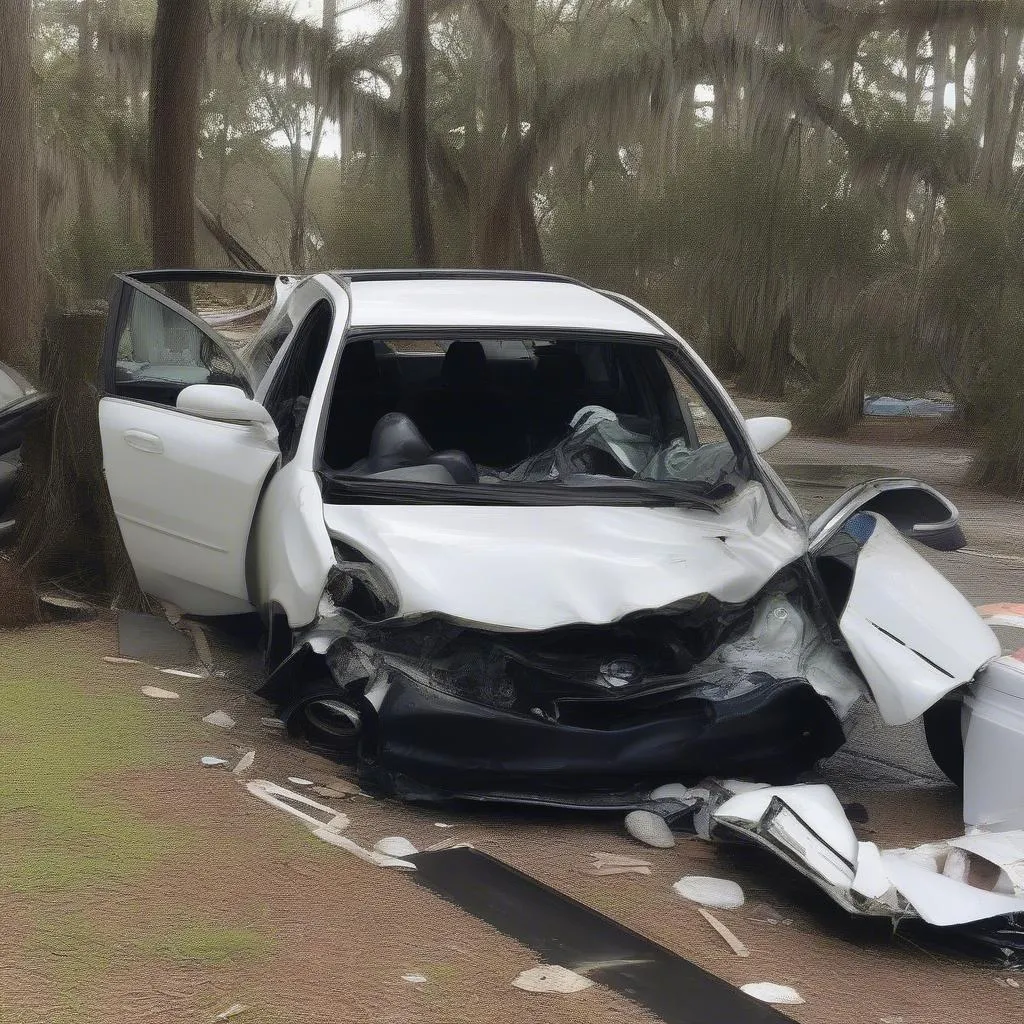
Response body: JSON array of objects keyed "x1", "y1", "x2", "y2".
[
  {"x1": 140, "y1": 924, "x2": 274, "y2": 964},
  {"x1": 0, "y1": 628, "x2": 183, "y2": 891}
]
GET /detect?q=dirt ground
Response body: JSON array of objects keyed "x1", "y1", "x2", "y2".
[{"x1": 1, "y1": 418, "x2": 1023, "y2": 1024}]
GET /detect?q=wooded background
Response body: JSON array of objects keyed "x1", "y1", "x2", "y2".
[{"x1": 3, "y1": 0, "x2": 1024, "y2": 497}]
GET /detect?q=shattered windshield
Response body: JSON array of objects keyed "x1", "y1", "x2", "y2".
[{"x1": 321, "y1": 334, "x2": 746, "y2": 503}]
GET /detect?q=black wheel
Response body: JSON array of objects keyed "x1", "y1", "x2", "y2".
[{"x1": 923, "y1": 696, "x2": 964, "y2": 787}]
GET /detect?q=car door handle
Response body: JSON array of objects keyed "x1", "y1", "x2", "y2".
[{"x1": 123, "y1": 429, "x2": 164, "y2": 454}]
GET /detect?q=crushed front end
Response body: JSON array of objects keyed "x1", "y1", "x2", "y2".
[{"x1": 260, "y1": 560, "x2": 863, "y2": 807}]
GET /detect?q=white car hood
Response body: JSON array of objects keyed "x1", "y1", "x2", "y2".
[{"x1": 322, "y1": 483, "x2": 806, "y2": 630}]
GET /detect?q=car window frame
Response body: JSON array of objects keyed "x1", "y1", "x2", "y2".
[{"x1": 100, "y1": 275, "x2": 256, "y2": 405}]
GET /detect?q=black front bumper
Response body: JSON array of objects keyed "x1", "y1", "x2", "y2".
[{"x1": 355, "y1": 670, "x2": 843, "y2": 803}]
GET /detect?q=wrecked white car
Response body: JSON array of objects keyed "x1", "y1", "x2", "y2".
[{"x1": 98, "y1": 269, "x2": 1014, "y2": 817}]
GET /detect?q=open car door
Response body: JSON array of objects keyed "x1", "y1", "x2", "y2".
[{"x1": 98, "y1": 273, "x2": 282, "y2": 615}]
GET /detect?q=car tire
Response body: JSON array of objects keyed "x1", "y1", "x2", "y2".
[{"x1": 923, "y1": 696, "x2": 964, "y2": 787}]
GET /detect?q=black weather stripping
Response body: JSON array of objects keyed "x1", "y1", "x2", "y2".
[{"x1": 409, "y1": 847, "x2": 795, "y2": 1024}]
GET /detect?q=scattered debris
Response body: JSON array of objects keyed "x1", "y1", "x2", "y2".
[
  {"x1": 512, "y1": 965, "x2": 594, "y2": 994},
  {"x1": 1009, "y1": 977, "x2": 1021, "y2": 989},
  {"x1": 260, "y1": 716, "x2": 286, "y2": 730},
  {"x1": 162, "y1": 668, "x2": 206, "y2": 679},
  {"x1": 181, "y1": 619, "x2": 214, "y2": 673},
  {"x1": 584, "y1": 865, "x2": 652, "y2": 877},
  {"x1": 287, "y1": 776, "x2": 313, "y2": 787},
  {"x1": 591, "y1": 852, "x2": 653, "y2": 868},
  {"x1": 40, "y1": 592, "x2": 95, "y2": 620},
  {"x1": 745, "y1": 902, "x2": 793, "y2": 926},
  {"x1": 402, "y1": 974, "x2": 427, "y2": 984},
  {"x1": 424, "y1": 838, "x2": 458, "y2": 852},
  {"x1": 212, "y1": 1005, "x2": 248, "y2": 1022},
  {"x1": 103, "y1": 656, "x2": 139, "y2": 665},
  {"x1": 140, "y1": 686, "x2": 180, "y2": 700},
  {"x1": 161, "y1": 601, "x2": 183, "y2": 626},
  {"x1": 673, "y1": 876, "x2": 745, "y2": 910},
  {"x1": 201, "y1": 756, "x2": 228, "y2": 767},
  {"x1": 311, "y1": 786, "x2": 345, "y2": 799},
  {"x1": 740, "y1": 983, "x2": 804, "y2": 1005},
  {"x1": 697, "y1": 907, "x2": 749, "y2": 957},
  {"x1": 434, "y1": 822, "x2": 455, "y2": 829},
  {"x1": 244, "y1": 780, "x2": 414, "y2": 869},
  {"x1": 232, "y1": 750, "x2": 256, "y2": 775},
  {"x1": 625, "y1": 809, "x2": 675, "y2": 849},
  {"x1": 202, "y1": 711, "x2": 236, "y2": 730},
  {"x1": 374, "y1": 837, "x2": 419, "y2": 858}
]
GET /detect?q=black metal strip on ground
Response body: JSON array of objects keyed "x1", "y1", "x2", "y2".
[{"x1": 410, "y1": 847, "x2": 794, "y2": 1024}]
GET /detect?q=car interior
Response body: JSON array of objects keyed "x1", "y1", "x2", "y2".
[{"x1": 320, "y1": 335, "x2": 734, "y2": 490}]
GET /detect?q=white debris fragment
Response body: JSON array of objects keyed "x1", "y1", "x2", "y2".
[
  {"x1": 591, "y1": 852, "x2": 653, "y2": 868},
  {"x1": 696, "y1": 907, "x2": 749, "y2": 957},
  {"x1": 213, "y1": 1005, "x2": 248, "y2": 1022},
  {"x1": 741, "y1": 983, "x2": 804, "y2": 1005},
  {"x1": 402, "y1": 974, "x2": 427, "y2": 984},
  {"x1": 260, "y1": 717, "x2": 286, "y2": 730},
  {"x1": 232, "y1": 750, "x2": 256, "y2": 775},
  {"x1": 625, "y1": 810, "x2": 675, "y2": 849},
  {"x1": 160, "y1": 668, "x2": 206, "y2": 679},
  {"x1": 201, "y1": 756, "x2": 228, "y2": 767},
  {"x1": 141, "y1": 686, "x2": 180, "y2": 700},
  {"x1": 104, "y1": 656, "x2": 140, "y2": 665},
  {"x1": 287, "y1": 777, "x2": 313, "y2": 787},
  {"x1": 202, "y1": 711, "x2": 236, "y2": 730},
  {"x1": 673, "y1": 876, "x2": 745, "y2": 910},
  {"x1": 585, "y1": 865, "x2": 652, "y2": 877},
  {"x1": 512, "y1": 965, "x2": 594, "y2": 993},
  {"x1": 312, "y1": 825, "x2": 416, "y2": 869},
  {"x1": 374, "y1": 836, "x2": 419, "y2": 858},
  {"x1": 434, "y1": 822, "x2": 455, "y2": 829}
]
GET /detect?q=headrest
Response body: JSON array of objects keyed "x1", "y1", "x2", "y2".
[
  {"x1": 365, "y1": 412, "x2": 433, "y2": 473},
  {"x1": 441, "y1": 341, "x2": 488, "y2": 388},
  {"x1": 534, "y1": 348, "x2": 585, "y2": 392},
  {"x1": 337, "y1": 339, "x2": 379, "y2": 384}
]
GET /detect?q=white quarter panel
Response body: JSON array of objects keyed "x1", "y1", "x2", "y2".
[
  {"x1": 838, "y1": 515, "x2": 999, "y2": 725},
  {"x1": 321, "y1": 484, "x2": 806, "y2": 630},
  {"x1": 99, "y1": 396, "x2": 279, "y2": 614}
]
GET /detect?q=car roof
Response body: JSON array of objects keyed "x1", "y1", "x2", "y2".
[{"x1": 330, "y1": 271, "x2": 663, "y2": 336}]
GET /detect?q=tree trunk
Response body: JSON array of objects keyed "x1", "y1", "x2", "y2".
[
  {"x1": 404, "y1": 0, "x2": 436, "y2": 266},
  {"x1": 15, "y1": 312, "x2": 148, "y2": 608},
  {"x1": 0, "y1": 0, "x2": 41, "y2": 377},
  {"x1": 931, "y1": 27, "x2": 949, "y2": 130},
  {"x1": 76, "y1": 0, "x2": 99, "y2": 298},
  {"x1": 150, "y1": 0, "x2": 211, "y2": 268}
]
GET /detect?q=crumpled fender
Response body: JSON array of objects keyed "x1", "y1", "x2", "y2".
[{"x1": 836, "y1": 515, "x2": 999, "y2": 725}]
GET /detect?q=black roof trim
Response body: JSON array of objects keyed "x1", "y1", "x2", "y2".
[
  {"x1": 124, "y1": 269, "x2": 283, "y2": 285},
  {"x1": 331, "y1": 268, "x2": 587, "y2": 286}
]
